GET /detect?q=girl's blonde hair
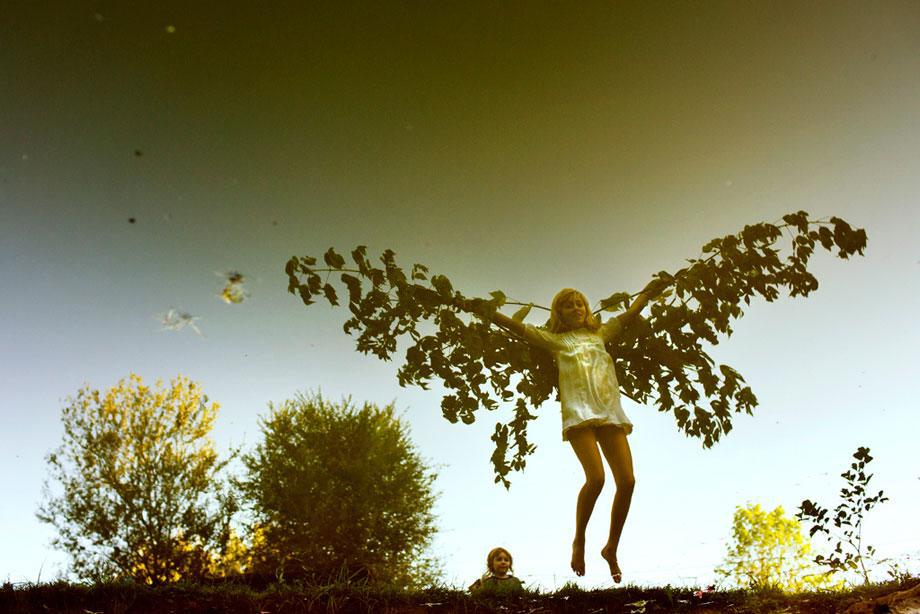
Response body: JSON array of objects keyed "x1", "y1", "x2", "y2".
[
  {"x1": 486, "y1": 547, "x2": 514, "y2": 573},
  {"x1": 547, "y1": 288, "x2": 600, "y2": 333}
]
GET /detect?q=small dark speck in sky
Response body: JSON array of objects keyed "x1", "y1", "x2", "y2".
[
  {"x1": 128, "y1": 217, "x2": 136, "y2": 224},
  {"x1": 134, "y1": 149, "x2": 143, "y2": 157}
]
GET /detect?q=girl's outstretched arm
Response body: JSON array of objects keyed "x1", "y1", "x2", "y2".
[
  {"x1": 617, "y1": 278, "x2": 668, "y2": 328},
  {"x1": 457, "y1": 299, "x2": 528, "y2": 338},
  {"x1": 490, "y1": 310, "x2": 528, "y2": 337}
]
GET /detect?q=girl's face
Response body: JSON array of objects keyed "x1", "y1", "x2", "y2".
[
  {"x1": 558, "y1": 294, "x2": 587, "y2": 329},
  {"x1": 491, "y1": 552, "x2": 512, "y2": 576}
]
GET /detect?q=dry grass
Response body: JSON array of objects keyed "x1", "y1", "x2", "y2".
[{"x1": 1, "y1": 577, "x2": 917, "y2": 613}]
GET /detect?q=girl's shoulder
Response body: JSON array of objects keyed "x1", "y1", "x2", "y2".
[
  {"x1": 489, "y1": 574, "x2": 523, "y2": 585},
  {"x1": 523, "y1": 323, "x2": 567, "y2": 351},
  {"x1": 471, "y1": 574, "x2": 524, "y2": 593}
]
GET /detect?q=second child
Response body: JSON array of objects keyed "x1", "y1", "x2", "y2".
[{"x1": 469, "y1": 547, "x2": 524, "y2": 593}]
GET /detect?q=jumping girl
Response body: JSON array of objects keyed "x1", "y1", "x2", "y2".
[{"x1": 482, "y1": 278, "x2": 666, "y2": 583}]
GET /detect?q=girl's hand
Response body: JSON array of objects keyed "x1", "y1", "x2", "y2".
[{"x1": 619, "y1": 277, "x2": 671, "y2": 327}]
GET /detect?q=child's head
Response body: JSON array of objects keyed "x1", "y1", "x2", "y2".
[
  {"x1": 486, "y1": 547, "x2": 514, "y2": 575},
  {"x1": 548, "y1": 288, "x2": 600, "y2": 333}
]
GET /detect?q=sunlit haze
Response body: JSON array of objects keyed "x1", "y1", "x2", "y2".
[{"x1": 2, "y1": 2, "x2": 918, "y2": 589}]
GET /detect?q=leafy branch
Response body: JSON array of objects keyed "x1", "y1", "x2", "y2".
[
  {"x1": 285, "y1": 211, "x2": 866, "y2": 487},
  {"x1": 797, "y1": 446, "x2": 890, "y2": 585}
]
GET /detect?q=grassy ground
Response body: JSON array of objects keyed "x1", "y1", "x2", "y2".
[{"x1": 1, "y1": 577, "x2": 917, "y2": 613}]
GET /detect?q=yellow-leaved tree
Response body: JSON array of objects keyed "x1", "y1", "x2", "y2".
[
  {"x1": 37, "y1": 374, "x2": 238, "y2": 584},
  {"x1": 716, "y1": 503, "x2": 841, "y2": 592}
]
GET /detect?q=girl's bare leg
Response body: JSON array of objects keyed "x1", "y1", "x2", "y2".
[
  {"x1": 596, "y1": 425, "x2": 635, "y2": 583},
  {"x1": 567, "y1": 427, "x2": 606, "y2": 576}
]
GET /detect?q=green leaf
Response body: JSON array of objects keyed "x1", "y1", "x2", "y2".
[
  {"x1": 351, "y1": 245, "x2": 370, "y2": 274},
  {"x1": 411, "y1": 264, "x2": 429, "y2": 281},
  {"x1": 322, "y1": 283, "x2": 339, "y2": 306},
  {"x1": 381, "y1": 248, "x2": 397, "y2": 266},
  {"x1": 324, "y1": 248, "x2": 346, "y2": 269},
  {"x1": 430, "y1": 275, "x2": 453, "y2": 299},
  {"x1": 653, "y1": 287, "x2": 673, "y2": 303},
  {"x1": 599, "y1": 292, "x2": 630, "y2": 312},
  {"x1": 340, "y1": 273, "x2": 362, "y2": 304},
  {"x1": 511, "y1": 303, "x2": 532, "y2": 322},
  {"x1": 489, "y1": 290, "x2": 507, "y2": 307},
  {"x1": 783, "y1": 210, "x2": 810, "y2": 232}
]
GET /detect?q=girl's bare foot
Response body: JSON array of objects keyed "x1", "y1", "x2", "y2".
[
  {"x1": 571, "y1": 539, "x2": 586, "y2": 576},
  {"x1": 600, "y1": 545, "x2": 622, "y2": 583}
]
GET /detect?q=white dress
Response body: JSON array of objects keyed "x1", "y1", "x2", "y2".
[{"x1": 524, "y1": 318, "x2": 632, "y2": 441}]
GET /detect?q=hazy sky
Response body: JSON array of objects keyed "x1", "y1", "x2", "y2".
[{"x1": 2, "y1": 1, "x2": 918, "y2": 589}]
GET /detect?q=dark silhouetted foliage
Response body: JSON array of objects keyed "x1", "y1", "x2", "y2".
[
  {"x1": 798, "y1": 446, "x2": 890, "y2": 585},
  {"x1": 286, "y1": 212, "x2": 866, "y2": 486}
]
